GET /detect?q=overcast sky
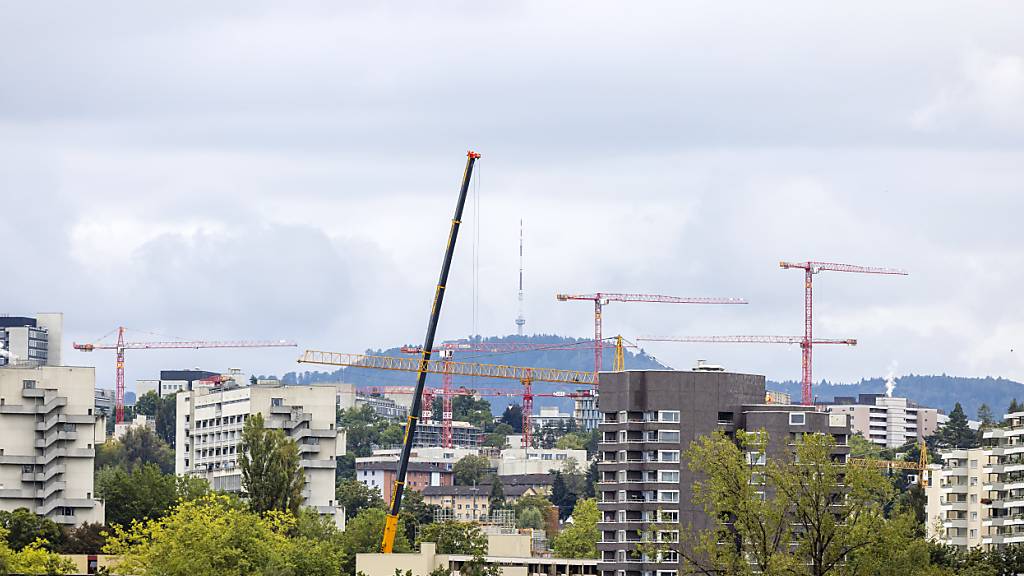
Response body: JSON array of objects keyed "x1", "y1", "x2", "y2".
[{"x1": 2, "y1": 2, "x2": 1023, "y2": 393}]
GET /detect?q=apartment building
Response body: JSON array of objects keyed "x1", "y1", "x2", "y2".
[
  {"x1": 411, "y1": 420, "x2": 482, "y2": 448},
  {"x1": 355, "y1": 460, "x2": 454, "y2": 504},
  {"x1": 926, "y1": 411, "x2": 1024, "y2": 550},
  {"x1": 159, "y1": 369, "x2": 221, "y2": 396},
  {"x1": 574, "y1": 391, "x2": 600, "y2": 431},
  {"x1": 821, "y1": 393, "x2": 939, "y2": 449},
  {"x1": 422, "y1": 483, "x2": 541, "y2": 521},
  {"x1": 596, "y1": 370, "x2": 851, "y2": 576},
  {"x1": 0, "y1": 314, "x2": 62, "y2": 367},
  {"x1": 494, "y1": 447, "x2": 588, "y2": 476},
  {"x1": 534, "y1": 406, "x2": 572, "y2": 429},
  {"x1": 0, "y1": 364, "x2": 105, "y2": 524},
  {"x1": 176, "y1": 382, "x2": 346, "y2": 526}
]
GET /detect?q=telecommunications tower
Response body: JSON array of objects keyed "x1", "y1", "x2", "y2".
[{"x1": 515, "y1": 220, "x2": 526, "y2": 336}]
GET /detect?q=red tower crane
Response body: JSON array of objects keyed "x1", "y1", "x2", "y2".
[
  {"x1": 74, "y1": 327, "x2": 298, "y2": 423},
  {"x1": 555, "y1": 293, "x2": 747, "y2": 376},
  {"x1": 399, "y1": 338, "x2": 625, "y2": 448},
  {"x1": 779, "y1": 261, "x2": 907, "y2": 405}
]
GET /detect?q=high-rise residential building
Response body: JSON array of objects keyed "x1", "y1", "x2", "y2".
[
  {"x1": 175, "y1": 382, "x2": 346, "y2": 526},
  {"x1": 926, "y1": 410, "x2": 1024, "y2": 550},
  {"x1": 596, "y1": 370, "x2": 851, "y2": 576},
  {"x1": 820, "y1": 393, "x2": 939, "y2": 449},
  {"x1": 574, "y1": 392, "x2": 600, "y2": 431},
  {"x1": 0, "y1": 363, "x2": 106, "y2": 525},
  {"x1": 0, "y1": 313, "x2": 62, "y2": 367}
]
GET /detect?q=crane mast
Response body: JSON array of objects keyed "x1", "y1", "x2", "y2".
[{"x1": 378, "y1": 150, "x2": 480, "y2": 554}]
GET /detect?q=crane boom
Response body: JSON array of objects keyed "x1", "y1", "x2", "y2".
[
  {"x1": 298, "y1": 350, "x2": 596, "y2": 385},
  {"x1": 556, "y1": 293, "x2": 747, "y2": 305},
  {"x1": 638, "y1": 335, "x2": 857, "y2": 345},
  {"x1": 377, "y1": 150, "x2": 479, "y2": 554},
  {"x1": 780, "y1": 261, "x2": 908, "y2": 276},
  {"x1": 74, "y1": 339, "x2": 296, "y2": 351}
]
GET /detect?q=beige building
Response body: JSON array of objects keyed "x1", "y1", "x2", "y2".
[
  {"x1": 494, "y1": 447, "x2": 588, "y2": 476},
  {"x1": 422, "y1": 484, "x2": 541, "y2": 521},
  {"x1": 927, "y1": 411, "x2": 1024, "y2": 550},
  {"x1": 358, "y1": 534, "x2": 597, "y2": 576},
  {"x1": 821, "y1": 393, "x2": 939, "y2": 449},
  {"x1": 176, "y1": 382, "x2": 346, "y2": 526},
  {"x1": 0, "y1": 364, "x2": 105, "y2": 524}
]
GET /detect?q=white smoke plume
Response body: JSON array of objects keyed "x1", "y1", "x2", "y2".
[{"x1": 885, "y1": 361, "x2": 899, "y2": 397}]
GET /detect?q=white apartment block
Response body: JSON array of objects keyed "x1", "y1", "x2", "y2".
[
  {"x1": 822, "y1": 393, "x2": 939, "y2": 449},
  {"x1": 176, "y1": 383, "x2": 346, "y2": 526},
  {"x1": 927, "y1": 412, "x2": 1024, "y2": 550},
  {"x1": 493, "y1": 447, "x2": 588, "y2": 476},
  {"x1": 0, "y1": 313, "x2": 62, "y2": 367},
  {"x1": 0, "y1": 364, "x2": 105, "y2": 525},
  {"x1": 573, "y1": 392, "x2": 599, "y2": 431}
]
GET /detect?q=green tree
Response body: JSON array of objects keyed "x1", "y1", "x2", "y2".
[
  {"x1": 673, "y1": 430, "x2": 901, "y2": 576},
  {"x1": 0, "y1": 508, "x2": 63, "y2": 551},
  {"x1": 239, "y1": 413, "x2": 305, "y2": 514},
  {"x1": 936, "y1": 403, "x2": 978, "y2": 449},
  {"x1": 977, "y1": 403, "x2": 996, "y2": 429},
  {"x1": 551, "y1": 498, "x2": 599, "y2": 558},
  {"x1": 339, "y1": 508, "x2": 411, "y2": 576},
  {"x1": 453, "y1": 455, "x2": 491, "y2": 486},
  {"x1": 104, "y1": 494, "x2": 340, "y2": 576},
  {"x1": 155, "y1": 393, "x2": 177, "y2": 446},
  {"x1": 483, "y1": 423, "x2": 514, "y2": 448},
  {"x1": 555, "y1": 432, "x2": 588, "y2": 450},
  {"x1": 336, "y1": 479, "x2": 385, "y2": 521},
  {"x1": 96, "y1": 463, "x2": 178, "y2": 528},
  {"x1": 1010, "y1": 398, "x2": 1021, "y2": 416},
  {"x1": 488, "y1": 477, "x2": 506, "y2": 510},
  {"x1": 98, "y1": 426, "x2": 176, "y2": 474},
  {"x1": 516, "y1": 506, "x2": 543, "y2": 529},
  {"x1": 134, "y1": 390, "x2": 161, "y2": 417},
  {"x1": 58, "y1": 522, "x2": 107, "y2": 555},
  {"x1": 417, "y1": 521, "x2": 488, "y2": 555},
  {"x1": 849, "y1": 432, "x2": 884, "y2": 459},
  {"x1": 0, "y1": 527, "x2": 76, "y2": 575},
  {"x1": 399, "y1": 489, "x2": 439, "y2": 544},
  {"x1": 847, "y1": 508, "x2": 935, "y2": 576},
  {"x1": 500, "y1": 404, "x2": 523, "y2": 433}
]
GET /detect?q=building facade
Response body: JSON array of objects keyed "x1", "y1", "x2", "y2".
[
  {"x1": 926, "y1": 411, "x2": 1024, "y2": 550},
  {"x1": 159, "y1": 369, "x2": 220, "y2": 397},
  {"x1": 595, "y1": 370, "x2": 851, "y2": 576},
  {"x1": 422, "y1": 484, "x2": 540, "y2": 521},
  {"x1": 411, "y1": 420, "x2": 482, "y2": 448},
  {"x1": 356, "y1": 460, "x2": 454, "y2": 504},
  {"x1": 820, "y1": 393, "x2": 939, "y2": 449},
  {"x1": 534, "y1": 406, "x2": 572, "y2": 429},
  {"x1": 574, "y1": 391, "x2": 600, "y2": 431},
  {"x1": 0, "y1": 314, "x2": 62, "y2": 367},
  {"x1": 0, "y1": 364, "x2": 105, "y2": 524},
  {"x1": 175, "y1": 382, "x2": 345, "y2": 526},
  {"x1": 358, "y1": 536, "x2": 598, "y2": 576},
  {"x1": 494, "y1": 447, "x2": 588, "y2": 476}
]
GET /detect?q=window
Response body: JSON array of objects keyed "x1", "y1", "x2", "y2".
[
  {"x1": 970, "y1": 494, "x2": 977, "y2": 503},
  {"x1": 22, "y1": 380, "x2": 36, "y2": 389},
  {"x1": 747, "y1": 451, "x2": 767, "y2": 466},
  {"x1": 970, "y1": 459, "x2": 978, "y2": 468},
  {"x1": 659, "y1": 410, "x2": 680, "y2": 423},
  {"x1": 789, "y1": 412, "x2": 806, "y2": 426},
  {"x1": 659, "y1": 490, "x2": 679, "y2": 503},
  {"x1": 971, "y1": 512, "x2": 978, "y2": 520},
  {"x1": 271, "y1": 398, "x2": 284, "y2": 407},
  {"x1": 659, "y1": 510, "x2": 679, "y2": 522},
  {"x1": 659, "y1": 431, "x2": 680, "y2": 443},
  {"x1": 657, "y1": 531, "x2": 679, "y2": 543},
  {"x1": 658, "y1": 470, "x2": 680, "y2": 483},
  {"x1": 660, "y1": 552, "x2": 679, "y2": 563},
  {"x1": 969, "y1": 529, "x2": 978, "y2": 538},
  {"x1": 617, "y1": 510, "x2": 626, "y2": 522},
  {"x1": 659, "y1": 450, "x2": 680, "y2": 463},
  {"x1": 970, "y1": 477, "x2": 978, "y2": 486}
]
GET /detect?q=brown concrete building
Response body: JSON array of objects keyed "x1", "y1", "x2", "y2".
[{"x1": 595, "y1": 370, "x2": 851, "y2": 576}]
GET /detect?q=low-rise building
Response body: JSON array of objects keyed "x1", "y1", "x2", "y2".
[
  {"x1": 819, "y1": 393, "x2": 939, "y2": 449},
  {"x1": 114, "y1": 414, "x2": 156, "y2": 439},
  {"x1": 159, "y1": 369, "x2": 221, "y2": 397},
  {"x1": 422, "y1": 484, "x2": 541, "y2": 521},
  {"x1": 356, "y1": 460, "x2": 454, "y2": 504},
  {"x1": 355, "y1": 393, "x2": 408, "y2": 421},
  {"x1": 358, "y1": 535, "x2": 598, "y2": 576},
  {"x1": 176, "y1": 382, "x2": 346, "y2": 526},
  {"x1": 412, "y1": 420, "x2": 482, "y2": 448},
  {"x1": 494, "y1": 447, "x2": 588, "y2": 476},
  {"x1": 0, "y1": 363, "x2": 105, "y2": 524},
  {"x1": 533, "y1": 406, "x2": 572, "y2": 429}
]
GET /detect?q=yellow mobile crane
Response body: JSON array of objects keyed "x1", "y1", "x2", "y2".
[{"x1": 848, "y1": 438, "x2": 930, "y2": 487}]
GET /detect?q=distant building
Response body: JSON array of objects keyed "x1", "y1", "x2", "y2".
[
  {"x1": 114, "y1": 414, "x2": 156, "y2": 439},
  {"x1": 819, "y1": 393, "x2": 939, "y2": 449},
  {"x1": 175, "y1": 382, "x2": 346, "y2": 527},
  {"x1": 159, "y1": 369, "x2": 221, "y2": 397},
  {"x1": 95, "y1": 388, "x2": 116, "y2": 419},
  {"x1": 533, "y1": 406, "x2": 572, "y2": 429},
  {"x1": 765, "y1": 390, "x2": 792, "y2": 405},
  {"x1": 410, "y1": 420, "x2": 482, "y2": 449},
  {"x1": 422, "y1": 484, "x2": 541, "y2": 521},
  {"x1": 0, "y1": 313, "x2": 63, "y2": 367},
  {"x1": 358, "y1": 536, "x2": 598, "y2": 576},
  {"x1": 355, "y1": 460, "x2": 454, "y2": 504},
  {"x1": 356, "y1": 393, "x2": 408, "y2": 421},
  {"x1": 135, "y1": 379, "x2": 159, "y2": 398},
  {"x1": 573, "y1": 392, "x2": 600, "y2": 431},
  {"x1": 0, "y1": 363, "x2": 106, "y2": 525},
  {"x1": 493, "y1": 447, "x2": 588, "y2": 476}
]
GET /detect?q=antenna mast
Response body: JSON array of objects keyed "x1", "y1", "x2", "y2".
[{"x1": 515, "y1": 219, "x2": 526, "y2": 336}]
